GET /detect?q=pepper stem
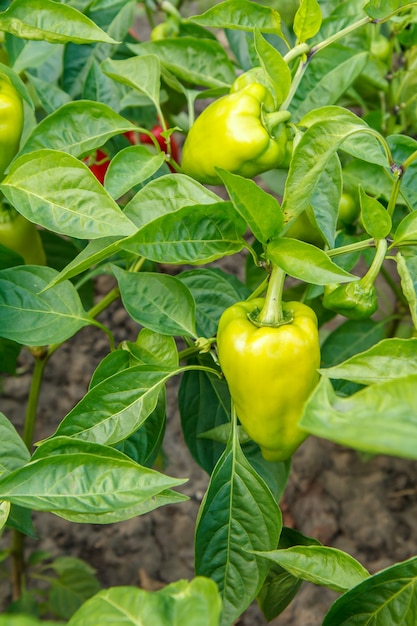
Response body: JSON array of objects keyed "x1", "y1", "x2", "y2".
[
  {"x1": 360, "y1": 238, "x2": 388, "y2": 291},
  {"x1": 263, "y1": 110, "x2": 291, "y2": 134},
  {"x1": 255, "y1": 265, "x2": 286, "y2": 326}
]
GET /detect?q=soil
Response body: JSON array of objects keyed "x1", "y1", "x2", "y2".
[{"x1": 1, "y1": 272, "x2": 417, "y2": 625}]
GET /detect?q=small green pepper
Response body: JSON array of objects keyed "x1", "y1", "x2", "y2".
[
  {"x1": 0, "y1": 73, "x2": 24, "y2": 179},
  {"x1": 323, "y1": 280, "x2": 378, "y2": 320}
]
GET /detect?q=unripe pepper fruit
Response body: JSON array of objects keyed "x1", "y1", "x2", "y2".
[
  {"x1": 0, "y1": 73, "x2": 24, "y2": 179},
  {"x1": 217, "y1": 299, "x2": 320, "y2": 462},
  {"x1": 181, "y1": 82, "x2": 288, "y2": 185},
  {"x1": 322, "y1": 280, "x2": 378, "y2": 320},
  {"x1": 0, "y1": 204, "x2": 46, "y2": 265}
]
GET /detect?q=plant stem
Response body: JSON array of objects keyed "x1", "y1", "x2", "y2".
[
  {"x1": 256, "y1": 265, "x2": 285, "y2": 326},
  {"x1": 361, "y1": 238, "x2": 388, "y2": 290},
  {"x1": 327, "y1": 238, "x2": 375, "y2": 258}
]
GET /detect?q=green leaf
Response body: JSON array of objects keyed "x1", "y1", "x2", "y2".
[
  {"x1": 67, "y1": 578, "x2": 222, "y2": 626},
  {"x1": 129, "y1": 38, "x2": 236, "y2": 89},
  {"x1": 293, "y1": 0, "x2": 322, "y2": 43},
  {"x1": 300, "y1": 374, "x2": 417, "y2": 459},
  {"x1": 322, "y1": 338, "x2": 417, "y2": 384},
  {"x1": 0, "y1": 151, "x2": 136, "y2": 239},
  {"x1": 290, "y1": 47, "x2": 368, "y2": 122},
  {"x1": 179, "y1": 268, "x2": 250, "y2": 337},
  {"x1": 359, "y1": 186, "x2": 392, "y2": 239},
  {"x1": 0, "y1": 438, "x2": 187, "y2": 523},
  {"x1": 49, "y1": 556, "x2": 101, "y2": 620},
  {"x1": 282, "y1": 107, "x2": 381, "y2": 224},
  {"x1": 0, "y1": 266, "x2": 91, "y2": 346},
  {"x1": 217, "y1": 168, "x2": 283, "y2": 244},
  {"x1": 0, "y1": 500, "x2": 10, "y2": 535},
  {"x1": 320, "y1": 318, "x2": 386, "y2": 369},
  {"x1": 121, "y1": 202, "x2": 246, "y2": 265},
  {"x1": 113, "y1": 267, "x2": 197, "y2": 338},
  {"x1": 101, "y1": 55, "x2": 161, "y2": 107},
  {"x1": 255, "y1": 545, "x2": 369, "y2": 593},
  {"x1": 258, "y1": 528, "x2": 320, "y2": 622},
  {"x1": 104, "y1": 146, "x2": 165, "y2": 199},
  {"x1": 364, "y1": 0, "x2": 408, "y2": 20},
  {"x1": 396, "y1": 253, "x2": 417, "y2": 329},
  {"x1": 392, "y1": 211, "x2": 417, "y2": 247},
  {"x1": 124, "y1": 329, "x2": 179, "y2": 369},
  {"x1": 267, "y1": 238, "x2": 355, "y2": 285},
  {"x1": 195, "y1": 434, "x2": 282, "y2": 626},
  {"x1": 50, "y1": 366, "x2": 176, "y2": 446},
  {"x1": 179, "y1": 360, "x2": 230, "y2": 474},
  {"x1": 19, "y1": 100, "x2": 137, "y2": 157},
  {"x1": 189, "y1": 0, "x2": 284, "y2": 34},
  {"x1": 124, "y1": 173, "x2": 222, "y2": 229},
  {"x1": 322, "y1": 556, "x2": 417, "y2": 625},
  {"x1": 254, "y1": 30, "x2": 291, "y2": 106},
  {"x1": 0, "y1": 0, "x2": 118, "y2": 44},
  {"x1": 0, "y1": 413, "x2": 30, "y2": 479}
]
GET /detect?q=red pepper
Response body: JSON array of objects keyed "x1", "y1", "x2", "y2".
[{"x1": 83, "y1": 149, "x2": 110, "y2": 184}]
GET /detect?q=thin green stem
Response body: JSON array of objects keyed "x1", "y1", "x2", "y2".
[
  {"x1": 360, "y1": 238, "x2": 388, "y2": 290},
  {"x1": 256, "y1": 265, "x2": 285, "y2": 326},
  {"x1": 311, "y1": 16, "x2": 371, "y2": 55},
  {"x1": 88, "y1": 286, "x2": 120, "y2": 320},
  {"x1": 401, "y1": 148, "x2": 417, "y2": 171},
  {"x1": 283, "y1": 43, "x2": 309, "y2": 64},
  {"x1": 327, "y1": 238, "x2": 375, "y2": 258},
  {"x1": 280, "y1": 58, "x2": 307, "y2": 111},
  {"x1": 247, "y1": 275, "x2": 269, "y2": 300},
  {"x1": 23, "y1": 355, "x2": 48, "y2": 450},
  {"x1": 387, "y1": 175, "x2": 402, "y2": 219},
  {"x1": 178, "y1": 338, "x2": 216, "y2": 361}
]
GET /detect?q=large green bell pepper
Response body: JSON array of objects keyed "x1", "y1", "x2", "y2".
[{"x1": 217, "y1": 298, "x2": 320, "y2": 462}]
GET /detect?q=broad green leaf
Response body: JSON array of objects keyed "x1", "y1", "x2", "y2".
[
  {"x1": 115, "y1": 390, "x2": 166, "y2": 468},
  {"x1": 50, "y1": 366, "x2": 176, "y2": 445},
  {"x1": 101, "y1": 55, "x2": 161, "y2": 106},
  {"x1": 322, "y1": 556, "x2": 417, "y2": 625},
  {"x1": 27, "y1": 72, "x2": 72, "y2": 114},
  {"x1": 322, "y1": 338, "x2": 417, "y2": 384},
  {"x1": 113, "y1": 267, "x2": 197, "y2": 338},
  {"x1": 0, "y1": 150, "x2": 136, "y2": 239},
  {"x1": 320, "y1": 318, "x2": 386, "y2": 369},
  {"x1": 195, "y1": 433, "x2": 282, "y2": 626},
  {"x1": 124, "y1": 329, "x2": 179, "y2": 369},
  {"x1": 364, "y1": 0, "x2": 409, "y2": 20},
  {"x1": 217, "y1": 168, "x2": 283, "y2": 244},
  {"x1": 282, "y1": 107, "x2": 380, "y2": 224},
  {"x1": 0, "y1": 62, "x2": 34, "y2": 107},
  {"x1": 189, "y1": 0, "x2": 283, "y2": 33},
  {"x1": 121, "y1": 202, "x2": 246, "y2": 265},
  {"x1": 179, "y1": 360, "x2": 231, "y2": 475},
  {"x1": 124, "y1": 173, "x2": 222, "y2": 229},
  {"x1": 290, "y1": 47, "x2": 368, "y2": 121},
  {"x1": 44, "y1": 237, "x2": 122, "y2": 288},
  {"x1": 392, "y1": 211, "x2": 417, "y2": 247},
  {"x1": 19, "y1": 100, "x2": 137, "y2": 157},
  {"x1": 293, "y1": 0, "x2": 322, "y2": 42},
  {"x1": 255, "y1": 545, "x2": 369, "y2": 593},
  {"x1": 0, "y1": 501, "x2": 10, "y2": 534},
  {"x1": 0, "y1": 0, "x2": 117, "y2": 44},
  {"x1": 310, "y1": 153, "x2": 342, "y2": 248},
  {"x1": 104, "y1": 145, "x2": 165, "y2": 199},
  {"x1": 0, "y1": 266, "x2": 91, "y2": 346},
  {"x1": 129, "y1": 38, "x2": 236, "y2": 89},
  {"x1": 49, "y1": 556, "x2": 101, "y2": 620},
  {"x1": 0, "y1": 412, "x2": 30, "y2": 479},
  {"x1": 83, "y1": 58, "x2": 124, "y2": 114},
  {"x1": 67, "y1": 578, "x2": 222, "y2": 626},
  {"x1": 179, "y1": 268, "x2": 250, "y2": 337},
  {"x1": 267, "y1": 238, "x2": 355, "y2": 285},
  {"x1": 300, "y1": 374, "x2": 417, "y2": 459},
  {"x1": 258, "y1": 528, "x2": 320, "y2": 622},
  {"x1": 396, "y1": 253, "x2": 417, "y2": 329},
  {"x1": 0, "y1": 437, "x2": 187, "y2": 523},
  {"x1": 254, "y1": 30, "x2": 291, "y2": 106},
  {"x1": 359, "y1": 186, "x2": 392, "y2": 239}
]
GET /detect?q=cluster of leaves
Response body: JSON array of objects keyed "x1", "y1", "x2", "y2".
[{"x1": 0, "y1": 0, "x2": 417, "y2": 624}]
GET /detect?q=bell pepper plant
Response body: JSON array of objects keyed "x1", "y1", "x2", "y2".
[{"x1": 0, "y1": 1, "x2": 417, "y2": 625}]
